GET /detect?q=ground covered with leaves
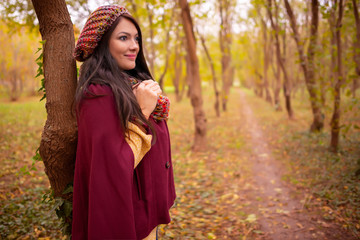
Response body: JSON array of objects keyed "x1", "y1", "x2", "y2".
[
  {"x1": 0, "y1": 98, "x2": 63, "y2": 239},
  {"x1": 0, "y1": 88, "x2": 359, "y2": 239}
]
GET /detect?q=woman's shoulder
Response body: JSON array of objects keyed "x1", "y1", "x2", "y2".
[{"x1": 86, "y1": 83, "x2": 113, "y2": 97}]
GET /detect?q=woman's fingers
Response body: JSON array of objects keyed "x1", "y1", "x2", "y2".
[
  {"x1": 139, "y1": 80, "x2": 162, "y2": 96},
  {"x1": 150, "y1": 83, "x2": 162, "y2": 95},
  {"x1": 134, "y1": 84, "x2": 158, "y2": 118},
  {"x1": 142, "y1": 80, "x2": 155, "y2": 85}
]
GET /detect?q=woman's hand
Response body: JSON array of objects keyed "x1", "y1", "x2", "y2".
[
  {"x1": 132, "y1": 80, "x2": 160, "y2": 119},
  {"x1": 142, "y1": 80, "x2": 162, "y2": 96}
]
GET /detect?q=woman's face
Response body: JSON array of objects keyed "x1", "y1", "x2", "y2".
[{"x1": 109, "y1": 17, "x2": 140, "y2": 70}]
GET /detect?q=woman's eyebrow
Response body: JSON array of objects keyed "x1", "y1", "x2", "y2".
[{"x1": 117, "y1": 31, "x2": 139, "y2": 36}]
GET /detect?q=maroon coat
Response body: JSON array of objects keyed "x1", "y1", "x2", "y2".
[{"x1": 72, "y1": 84, "x2": 176, "y2": 240}]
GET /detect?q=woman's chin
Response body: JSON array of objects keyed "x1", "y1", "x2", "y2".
[{"x1": 119, "y1": 64, "x2": 136, "y2": 71}]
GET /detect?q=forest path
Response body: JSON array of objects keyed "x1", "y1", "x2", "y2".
[{"x1": 236, "y1": 89, "x2": 352, "y2": 240}]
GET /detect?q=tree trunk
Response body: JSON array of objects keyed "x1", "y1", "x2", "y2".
[
  {"x1": 257, "y1": 6, "x2": 272, "y2": 104},
  {"x1": 219, "y1": 0, "x2": 233, "y2": 111},
  {"x1": 197, "y1": 28, "x2": 221, "y2": 117},
  {"x1": 330, "y1": 0, "x2": 344, "y2": 152},
  {"x1": 270, "y1": 33, "x2": 282, "y2": 111},
  {"x1": 158, "y1": 7, "x2": 176, "y2": 91},
  {"x1": 180, "y1": 55, "x2": 187, "y2": 100},
  {"x1": 185, "y1": 51, "x2": 192, "y2": 98},
  {"x1": 352, "y1": 0, "x2": 360, "y2": 97},
  {"x1": 282, "y1": 20, "x2": 293, "y2": 119},
  {"x1": 284, "y1": 0, "x2": 324, "y2": 131},
  {"x1": 267, "y1": 0, "x2": 294, "y2": 119},
  {"x1": 263, "y1": 27, "x2": 272, "y2": 104},
  {"x1": 179, "y1": 0, "x2": 207, "y2": 151},
  {"x1": 146, "y1": 2, "x2": 155, "y2": 77},
  {"x1": 31, "y1": 0, "x2": 77, "y2": 198}
]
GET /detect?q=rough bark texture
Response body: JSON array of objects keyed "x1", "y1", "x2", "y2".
[
  {"x1": 352, "y1": 0, "x2": 360, "y2": 97},
  {"x1": 330, "y1": 0, "x2": 344, "y2": 152},
  {"x1": 219, "y1": 0, "x2": 233, "y2": 111},
  {"x1": 284, "y1": 0, "x2": 324, "y2": 131},
  {"x1": 267, "y1": 0, "x2": 294, "y2": 119},
  {"x1": 179, "y1": 0, "x2": 207, "y2": 151},
  {"x1": 31, "y1": 0, "x2": 77, "y2": 198},
  {"x1": 197, "y1": 28, "x2": 221, "y2": 117}
]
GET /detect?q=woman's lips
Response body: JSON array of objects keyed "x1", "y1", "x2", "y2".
[{"x1": 125, "y1": 54, "x2": 136, "y2": 60}]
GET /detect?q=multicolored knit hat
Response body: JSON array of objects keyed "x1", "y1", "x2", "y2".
[{"x1": 74, "y1": 5, "x2": 130, "y2": 62}]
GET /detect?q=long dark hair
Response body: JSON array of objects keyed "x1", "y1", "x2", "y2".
[{"x1": 75, "y1": 14, "x2": 155, "y2": 138}]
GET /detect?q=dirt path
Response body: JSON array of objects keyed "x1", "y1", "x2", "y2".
[{"x1": 237, "y1": 90, "x2": 354, "y2": 240}]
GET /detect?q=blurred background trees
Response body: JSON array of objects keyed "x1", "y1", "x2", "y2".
[
  {"x1": 0, "y1": 0, "x2": 359, "y2": 149},
  {"x1": 0, "y1": 21, "x2": 39, "y2": 101},
  {"x1": 0, "y1": 0, "x2": 359, "y2": 238},
  {"x1": 0, "y1": 0, "x2": 359, "y2": 172}
]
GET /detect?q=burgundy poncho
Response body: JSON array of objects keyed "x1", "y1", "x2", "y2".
[{"x1": 72, "y1": 84, "x2": 176, "y2": 240}]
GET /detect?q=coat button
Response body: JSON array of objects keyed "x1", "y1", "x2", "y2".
[{"x1": 165, "y1": 161, "x2": 170, "y2": 169}]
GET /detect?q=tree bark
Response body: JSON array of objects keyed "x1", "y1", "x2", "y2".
[
  {"x1": 219, "y1": 0, "x2": 233, "y2": 111},
  {"x1": 31, "y1": 0, "x2": 77, "y2": 198},
  {"x1": 197, "y1": 28, "x2": 221, "y2": 117},
  {"x1": 269, "y1": 31, "x2": 282, "y2": 111},
  {"x1": 281, "y1": 21, "x2": 293, "y2": 119},
  {"x1": 352, "y1": 0, "x2": 360, "y2": 97},
  {"x1": 257, "y1": 6, "x2": 272, "y2": 104},
  {"x1": 179, "y1": 0, "x2": 207, "y2": 151},
  {"x1": 284, "y1": 0, "x2": 324, "y2": 131},
  {"x1": 267, "y1": 0, "x2": 294, "y2": 119},
  {"x1": 330, "y1": 0, "x2": 344, "y2": 152}
]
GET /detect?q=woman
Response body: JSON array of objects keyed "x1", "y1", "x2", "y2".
[{"x1": 72, "y1": 5, "x2": 176, "y2": 240}]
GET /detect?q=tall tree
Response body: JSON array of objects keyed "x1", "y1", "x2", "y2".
[
  {"x1": 0, "y1": 23, "x2": 39, "y2": 101},
  {"x1": 284, "y1": 0, "x2": 324, "y2": 131},
  {"x1": 179, "y1": 0, "x2": 207, "y2": 150},
  {"x1": 31, "y1": 0, "x2": 77, "y2": 198},
  {"x1": 197, "y1": 28, "x2": 221, "y2": 117},
  {"x1": 172, "y1": 21, "x2": 185, "y2": 102},
  {"x1": 269, "y1": 23, "x2": 283, "y2": 111},
  {"x1": 326, "y1": 0, "x2": 337, "y2": 105},
  {"x1": 256, "y1": 5, "x2": 273, "y2": 104},
  {"x1": 219, "y1": 0, "x2": 234, "y2": 111},
  {"x1": 267, "y1": 0, "x2": 294, "y2": 119},
  {"x1": 352, "y1": 0, "x2": 360, "y2": 97},
  {"x1": 330, "y1": 0, "x2": 344, "y2": 152}
]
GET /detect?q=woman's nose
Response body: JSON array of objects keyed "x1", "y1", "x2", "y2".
[{"x1": 130, "y1": 39, "x2": 139, "y2": 51}]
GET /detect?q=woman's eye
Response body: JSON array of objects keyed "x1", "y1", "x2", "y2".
[
  {"x1": 119, "y1": 36, "x2": 127, "y2": 41},
  {"x1": 135, "y1": 36, "x2": 140, "y2": 42}
]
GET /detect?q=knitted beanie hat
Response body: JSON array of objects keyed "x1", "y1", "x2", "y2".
[{"x1": 74, "y1": 5, "x2": 130, "y2": 62}]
